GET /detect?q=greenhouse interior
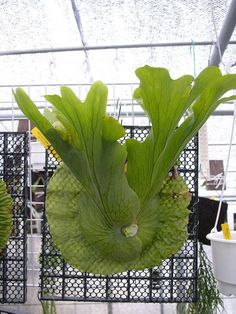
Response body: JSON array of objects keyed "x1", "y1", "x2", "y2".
[{"x1": 1, "y1": 0, "x2": 236, "y2": 313}]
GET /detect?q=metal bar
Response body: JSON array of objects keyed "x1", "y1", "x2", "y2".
[
  {"x1": 1, "y1": 41, "x2": 236, "y2": 57},
  {"x1": 208, "y1": 143, "x2": 236, "y2": 146},
  {"x1": 2, "y1": 133, "x2": 7, "y2": 303},
  {"x1": 0, "y1": 82, "x2": 136, "y2": 87},
  {"x1": 209, "y1": 0, "x2": 236, "y2": 66},
  {"x1": 0, "y1": 110, "x2": 235, "y2": 121},
  {"x1": 8, "y1": 102, "x2": 236, "y2": 111},
  {"x1": 0, "y1": 102, "x2": 235, "y2": 111}
]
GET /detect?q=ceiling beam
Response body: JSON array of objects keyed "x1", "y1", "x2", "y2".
[{"x1": 1, "y1": 41, "x2": 236, "y2": 57}]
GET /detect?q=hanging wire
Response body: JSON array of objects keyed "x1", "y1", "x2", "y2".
[
  {"x1": 114, "y1": 48, "x2": 120, "y2": 72},
  {"x1": 208, "y1": 40, "x2": 214, "y2": 65},
  {"x1": 70, "y1": 0, "x2": 93, "y2": 83},
  {"x1": 11, "y1": 91, "x2": 15, "y2": 132},
  {"x1": 190, "y1": 39, "x2": 207, "y2": 200},
  {"x1": 48, "y1": 50, "x2": 56, "y2": 81},
  {"x1": 212, "y1": 85, "x2": 236, "y2": 233},
  {"x1": 190, "y1": 39, "x2": 197, "y2": 77},
  {"x1": 210, "y1": 0, "x2": 236, "y2": 232}
]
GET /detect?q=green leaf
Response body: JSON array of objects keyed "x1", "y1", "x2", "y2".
[
  {"x1": 0, "y1": 178, "x2": 13, "y2": 253},
  {"x1": 102, "y1": 116, "x2": 125, "y2": 141},
  {"x1": 15, "y1": 83, "x2": 144, "y2": 268},
  {"x1": 126, "y1": 66, "x2": 236, "y2": 204}
]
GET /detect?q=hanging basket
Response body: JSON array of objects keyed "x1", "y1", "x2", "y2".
[{"x1": 206, "y1": 231, "x2": 236, "y2": 296}]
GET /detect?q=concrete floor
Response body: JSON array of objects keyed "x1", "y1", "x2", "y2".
[
  {"x1": 0, "y1": 302, "x2": 235, "y2": 314},
  {"x1": 1, "y1": 241, "x2": 236, "y2": 314},
  {"x1": 1, "y1": 289, "x2": 236, "y2": 314},
  {"x1": 0, "y1": 288, "x2": 176, "y2": 314}
]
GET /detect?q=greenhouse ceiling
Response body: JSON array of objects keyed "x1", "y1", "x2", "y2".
[{"x1": 0, "y1": 0, "x2": 236, "y2": 85}]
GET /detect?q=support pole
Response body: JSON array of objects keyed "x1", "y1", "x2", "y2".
[{"x1": 209, "y1": 0, "x2": 236, "y2": 66}]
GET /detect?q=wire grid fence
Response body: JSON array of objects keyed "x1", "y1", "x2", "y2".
[
  {"x1": 39, "y1": 126, "x2": 198, "y2": 303},
  {"x1": 0, "y1": 132, "x2": 28, "y2": 304}
]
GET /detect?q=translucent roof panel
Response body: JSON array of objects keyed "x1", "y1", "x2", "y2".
[
  {"x1": 0, "y1": 0, "x2": 235, "y2": 85},
  {"x1": 0, "y1": 0, "x2": 80, "y2": 50},
  {"x1": 77, "y1": 0, "x2": 231, "y2": 44},
  {"x1": 0, "y1": 0, "x2": 231, "y2": 49}
]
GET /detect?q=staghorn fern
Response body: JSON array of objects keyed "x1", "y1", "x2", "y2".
[
  {"x1": 14, "y1": 65, "x2": 236, "y2": 274},
  {"x1": 0, "y1": 178, "x2": 13, "y2": 254}
]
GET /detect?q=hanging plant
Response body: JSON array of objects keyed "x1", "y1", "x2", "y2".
[
  {"x1": 40, "y1": 300, "x2": 57, "y2": 314},
  {"x1": 14, "y1": 65, "x2": 236, "y2": 275},
  {"x1": 0, "y1": 178, "x2": 13, "y2": 254},
  {"x1": 177, "y1": 243, "x2": 224, "y2": 314}
]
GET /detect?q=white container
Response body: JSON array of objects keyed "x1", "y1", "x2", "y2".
[
  {"x1": 207, "y1": 231, "x2": 236, "y2": 296},
  {"x1": 30, "y1": 141, "x2": 45, "y2": 171}
]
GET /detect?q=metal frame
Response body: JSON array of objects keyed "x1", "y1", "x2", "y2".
[{"x1": 1, "y1": 41, "x2": 236, "y2": 57}]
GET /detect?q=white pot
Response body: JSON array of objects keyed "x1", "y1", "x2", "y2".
[{"x1": 207, "y1": 231, "x2": 236, "y2": 296}]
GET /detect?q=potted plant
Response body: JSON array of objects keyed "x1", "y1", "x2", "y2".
[
  {"x1": 14, "y1": 65, "x2": 236, "y2": 275},
  {"x1": 207, "y1": 230, "x2": 236, "y2": 295}
]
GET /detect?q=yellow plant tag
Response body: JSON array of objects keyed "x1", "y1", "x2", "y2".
[
  {"x1": 31, "y1": 127, "x2": 50, "y2": 149},
  {"x1": 221, "y1": 223, "x2": 232, "y2": 240},
  {"x1": 31, "y1": 127, "x2": 61, "y2": 161}
]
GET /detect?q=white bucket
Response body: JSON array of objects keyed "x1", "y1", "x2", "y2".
[{"x1": 206, "y1": 231, "x2": 236, "y2": 296}]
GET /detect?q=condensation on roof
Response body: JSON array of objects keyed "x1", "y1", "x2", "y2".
[{"x1": 0, "y1": 0, "x2": 234, "y2": 85}]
